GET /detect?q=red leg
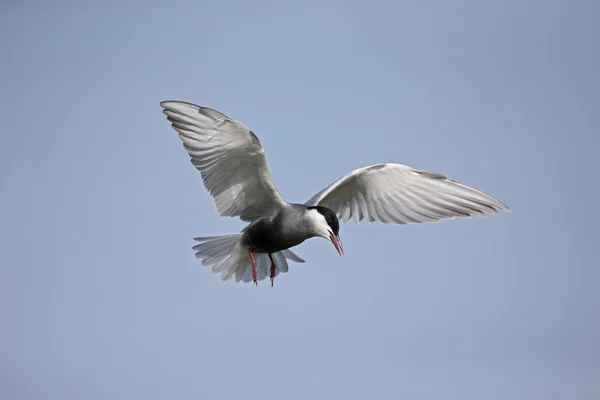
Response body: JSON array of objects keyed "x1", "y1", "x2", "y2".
[
  {"x1": 248, "y1": 249, "x2": 257, "y2": 286},
  {"x1": 269, "y1": 254, "x2": 276, "y2": 287}
]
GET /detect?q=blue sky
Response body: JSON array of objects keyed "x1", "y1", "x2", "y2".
[{"x1": 1, "y1": 1, "x2": 598, "y2": 399}]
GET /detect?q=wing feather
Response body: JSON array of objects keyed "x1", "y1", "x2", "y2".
[
  {"x1": 161, "y1": 101, "x2": 286, "y2": 221},
  {"x1": 306, "y1": 163, "x2": 510, "y2": 225}
]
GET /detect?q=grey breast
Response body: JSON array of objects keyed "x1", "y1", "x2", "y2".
[{"x1": 243, "y1": 204, "x2": 312, "y2": 254}]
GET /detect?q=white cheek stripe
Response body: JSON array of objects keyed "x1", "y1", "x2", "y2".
[{"x1": 307, "y1": 209, "x2": 330, "y2": 237}]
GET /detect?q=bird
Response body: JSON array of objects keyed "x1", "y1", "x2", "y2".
[{"x1": 160, "y1": 100, "x2": 510, "y2": 286}]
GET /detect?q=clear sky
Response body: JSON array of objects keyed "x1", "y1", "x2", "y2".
[{"x1": 1, "y1": 1, "x2": 598, "y2": 399}]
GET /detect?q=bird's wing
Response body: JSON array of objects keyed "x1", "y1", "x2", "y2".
[
  {"x1": 161, "y1": 101, "x2": 287, "y2": 221},
  {"x1": 305, "y1": 163, "x2": 510, "y2": 224}
]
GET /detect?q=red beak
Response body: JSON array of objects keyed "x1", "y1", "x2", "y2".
[{"x1": 329, "y1": 231, "x2": 344, "y2": 256}]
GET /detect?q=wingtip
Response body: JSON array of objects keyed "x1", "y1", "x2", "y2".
[
  {"x1": 497, "y1": 202, "x2": 512, "y2": 213},
  {"x1": 160, "y1": 100, "x2": 183, "y2": 109}
]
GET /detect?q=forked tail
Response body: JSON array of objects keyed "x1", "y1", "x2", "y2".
[{"x1": 192, "y1": 234, "x2": 305, "y2": 283}]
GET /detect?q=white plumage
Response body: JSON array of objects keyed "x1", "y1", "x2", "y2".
[
  {"x1": 191, "y1": 234, "x2": 304, "y2": 283},
  {"x1": 305, "y1": 163, "x2": 510, "y2": 224},
  {"x1": 161, "y1": 101, "x2": 286, "y2": 222}
]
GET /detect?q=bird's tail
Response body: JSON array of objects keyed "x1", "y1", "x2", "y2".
[{"x1": 192, "y1": 234, "x2": 305, "y2": 283}]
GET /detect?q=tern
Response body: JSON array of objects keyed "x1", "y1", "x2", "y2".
[{"x1": 160, "y1": 101, "x2": 510, "y2": 286}]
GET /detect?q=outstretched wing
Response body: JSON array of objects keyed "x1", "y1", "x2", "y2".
[
  {"x1": 161, "y1": 101, "x2": 287, "y2": 221},
  {"x1": 305, "y1": 163, "x2": 510, "y2": 224}
]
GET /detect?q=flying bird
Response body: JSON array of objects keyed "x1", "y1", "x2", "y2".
[{"x1": 160, "y1": 101, "x2": 510, "y2": 286}]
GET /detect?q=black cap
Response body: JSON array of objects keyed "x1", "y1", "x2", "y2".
[{"x1": 309, "y1": 206, "x2": 340, "y2": 236}]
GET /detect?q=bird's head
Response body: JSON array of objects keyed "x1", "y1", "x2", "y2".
[{"x1": 307, "y1": 206, "x2": 343, "y2": 256}]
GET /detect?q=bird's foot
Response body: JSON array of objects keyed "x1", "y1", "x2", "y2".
[
  {"x1": 269, "y1": 254, "x2": 276, "y2": 287},
  {"x1": 248, "y1": 249, "x2": 258, "y2": 286}
]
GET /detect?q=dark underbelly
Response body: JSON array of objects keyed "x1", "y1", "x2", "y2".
[{"x1": 243, "y1": 220, "x2": 306, "y2": 254}]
